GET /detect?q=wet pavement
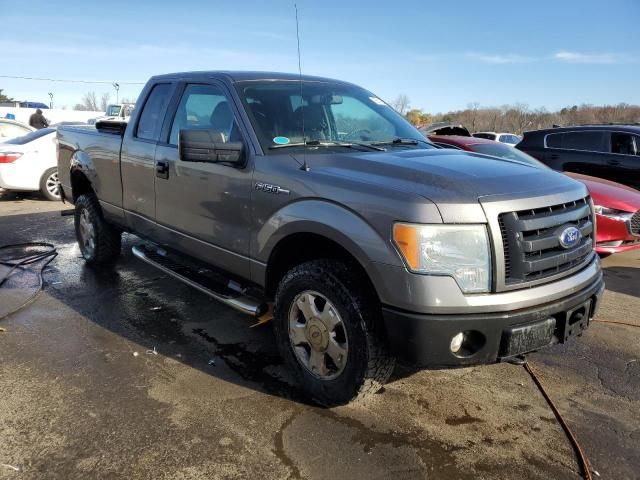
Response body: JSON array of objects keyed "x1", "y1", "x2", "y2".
[{"x1": 1, "y1": 193, "x2": 639, "y2": 480}]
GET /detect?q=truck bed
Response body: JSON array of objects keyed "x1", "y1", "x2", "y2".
[{"x1": 57, "y1": 125, "x2": 124, "y2": 208}]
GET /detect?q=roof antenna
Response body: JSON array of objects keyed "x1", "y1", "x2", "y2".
[{"x1": 295, "y1": 3, "x2": 309, "y2": 171}]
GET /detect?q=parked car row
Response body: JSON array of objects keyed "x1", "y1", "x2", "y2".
[{"x1": 3, "y1": 103, "x2": 639, "y2": 259}]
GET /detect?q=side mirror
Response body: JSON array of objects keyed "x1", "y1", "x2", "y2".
[
  {"x1": 96, "y1": 120, "x2": 127, "y2": 136},
  {"x1": 179, "y1": 129, "x2": 244, "y2": 165}
]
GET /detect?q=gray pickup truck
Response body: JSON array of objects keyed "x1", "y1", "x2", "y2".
[{"x1": 57, "y1": 71, "x2": 604, "y2": 405}]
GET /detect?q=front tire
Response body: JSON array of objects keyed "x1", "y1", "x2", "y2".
[
  {"x1": 74, "y1": 193, "x2": 121, "y2": 264},
  {"x1": 273, "y1": 259, "x2": 395, "y2": 406},
  {"x1": 39, "y1": 167, "x2": 60, "y2": 201}
]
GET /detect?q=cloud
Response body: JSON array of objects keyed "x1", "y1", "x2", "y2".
[
  {"x1": 553, "y1": 51, "x2": 634, "y2": 64},
  {"x1": 467, "y1": 53, "x2": 534, "y2": 64}
]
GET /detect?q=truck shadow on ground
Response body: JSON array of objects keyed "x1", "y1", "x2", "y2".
[
  {"x1": 0, "y1": 190, "x2": 48, "y2": 202},
  {"x1": 0, "y1": 210, "x2": 417, "y2": 407}
]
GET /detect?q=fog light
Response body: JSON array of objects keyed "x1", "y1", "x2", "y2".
[{"x1": 450, "y1": 332, "x2": 464, "y2": 353}]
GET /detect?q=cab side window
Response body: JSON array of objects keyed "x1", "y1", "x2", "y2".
[
  {"x1": 136, "y1": 83, "x2": 171, "y2": 141},
  {"x1": 169, "y1": 84, "x2": 237, "y2": 146}
]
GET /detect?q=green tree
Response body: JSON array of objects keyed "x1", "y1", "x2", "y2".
[
  {"x1": 0, "y1": 89, "x2": 14, "y2": 103},
  {"x1": 405, "y1": 109, "x2": 424, "y2": 126}
]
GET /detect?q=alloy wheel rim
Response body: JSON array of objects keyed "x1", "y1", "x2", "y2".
[
  {"x1": 78, "y1": 208, "x2": 96, "y2": 257},
  {"x1": 288, "y1": 290, "x2": 349, "y2": 380},
  {"x1": 46, "y1": 171, "x2": 60, "y2": 198}
]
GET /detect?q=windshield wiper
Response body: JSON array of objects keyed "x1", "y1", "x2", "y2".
[
  {"x1": 370, "y1": 137, "x2": 430, "y2": 147},
  {"x1": 269, "y1": 140, "x2": 385, "y2": 151}
]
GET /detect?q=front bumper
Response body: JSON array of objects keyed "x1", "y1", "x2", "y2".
[
  {"x1": 382, "y1": 271, "x2": 604, "y2": 367},
  {"x1": 594, "y1": 213, "x2": 640, "y2": 254}
]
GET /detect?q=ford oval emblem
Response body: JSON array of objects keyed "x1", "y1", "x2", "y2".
[{"x1": 559, "y1": 226, "x2": 581, "y2": 249}]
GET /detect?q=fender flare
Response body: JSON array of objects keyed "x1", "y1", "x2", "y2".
[
  {"x1": 69, "y1": 149, "x2": 97, "y2": 196},
  {"x1": 255, "y1": 199, "x2": 403, "y2": 270}
]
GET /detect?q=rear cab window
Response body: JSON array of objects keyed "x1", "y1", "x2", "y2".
[{"x1": 136, "y1": 83, "x2": 172, "y2": 141}]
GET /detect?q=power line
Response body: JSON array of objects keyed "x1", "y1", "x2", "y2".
[{"x1": 0, "y1": 75, "x2": 144, "y2": 85}]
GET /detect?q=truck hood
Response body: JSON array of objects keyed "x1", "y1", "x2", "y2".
[{"x1": 306, "y1": 148, "x2": 582, "y2": 217}]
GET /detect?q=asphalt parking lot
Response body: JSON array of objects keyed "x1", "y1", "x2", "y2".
[{"x1": 1, "y1": 192, "x2": 639, "y2": 480}]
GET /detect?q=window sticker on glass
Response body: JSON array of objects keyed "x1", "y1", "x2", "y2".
[
  {"x1": 369, "y1": 96, "x2": 386, "y2": 106},
  {"x1": 273, "y1": 136, "x2": 290, "y2": 145}
]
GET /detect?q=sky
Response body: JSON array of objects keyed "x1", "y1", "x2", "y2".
[{"x1": 2, "y1": 0, "x2": 639, "y2": 113}]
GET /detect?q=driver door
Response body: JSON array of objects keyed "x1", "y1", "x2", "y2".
[{"x1": 153, "y1": 82, "x2": 254, "y2": 278}]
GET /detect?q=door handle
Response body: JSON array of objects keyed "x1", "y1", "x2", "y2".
[
  {"x1": 550, "y1": 154, "x2": 560, "y2": 160},
  {"x1": 606, "y1": 159, "x2": 620, "y2": 166},
  {"x1": 156, "y1": 161, "x2": 169, "y2": 179}
]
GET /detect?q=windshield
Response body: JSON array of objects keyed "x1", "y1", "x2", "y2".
[
  {"x1": 106, "y1": 105, "x2": 122, "y2": 116},
  {"x1": 3, "y1": 128, "x2": 54, "y2": 145},
  {"x1": 471, "y1": 143, "x2": 546, "y2": 168},
  {"x1": 235, "y1": 80, "x2": 429, "y2": 153}
]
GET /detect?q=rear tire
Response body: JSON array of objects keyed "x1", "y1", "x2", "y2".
[
  {"x1": 273, "y1": 259, "x2": 395, "y2": 406},
  {"x1": 39, "y1": 167, "x2": 60, "y2": 201},
  {"x1": 74, "y1": 193, "x2": 121, "y2": 264}
]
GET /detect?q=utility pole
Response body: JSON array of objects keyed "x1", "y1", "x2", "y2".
[
  {"x1": 48, "y1": 92, "x2": 53, "y2": 109},
  {"x1": 113, "y1": 83, "x2": 120, "y2": 104}
]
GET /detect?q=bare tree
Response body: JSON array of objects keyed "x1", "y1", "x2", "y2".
[
  {"x1": 391, "y1": 94, "x2": 410, "y2": 115},
  {"x1": 429, "y1": 103, "x2": 640, "y2": 134},
  {"x1": 80, "y1": 91, "x2": 99, "y2": 111},
  {"x1": 100, "y1": 92, "x2": 111, "y2": 111}
]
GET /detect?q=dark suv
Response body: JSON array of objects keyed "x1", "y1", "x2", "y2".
[{"x1": 517, "y1": 124, "x2": 640, "y2": 190}]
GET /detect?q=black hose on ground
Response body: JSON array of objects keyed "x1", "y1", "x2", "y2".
[
  {"x1": 517, "y1": 357, "x2": 594, "y2": 480},
  {"x1": 0, "y1": 242, "x2": 57, "y2": 321}
]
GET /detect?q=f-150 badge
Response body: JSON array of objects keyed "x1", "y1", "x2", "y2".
[{"x1": 254, "y1": 182, "x2": 290, "y2": 195}]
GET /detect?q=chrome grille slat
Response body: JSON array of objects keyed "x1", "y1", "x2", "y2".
[
  {"x1": 521, "y1": 221, "x2": 593, "y2": 252},
  {"x1": 498, "y1": 197, "x2": 593, "y2": 286},
  {"x1": 514, "y1": 204, "x2": 590, "y2": 231},
  {"x1": 631, "y1": 210, "x2": 640, "y2": 236}
]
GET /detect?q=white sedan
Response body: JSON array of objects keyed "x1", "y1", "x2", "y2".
[
  {"x1": 0, "y1": 118, "x2": 35, "y2": 141},
  {"x1": 0, "y1": 128, "x2": 60, "y2": 200},
  {"x1": 472, "y1": 132, "x2": 522, "y2": 146}
]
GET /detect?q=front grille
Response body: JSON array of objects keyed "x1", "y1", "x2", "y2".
[
  {"x1": 631, "y1": 210, "x2": 640, "y2": 236},
  {"x1": 499, "y1": 197, "x2": 594, "y2": 286}
]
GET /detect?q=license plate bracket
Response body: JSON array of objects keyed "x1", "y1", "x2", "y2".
[
  {"x1": 500, "y1": 317, "x2": 556, "y2": 358},
  {"x1": 560, "y1": 300, "x2": 592, "y2": 342}
]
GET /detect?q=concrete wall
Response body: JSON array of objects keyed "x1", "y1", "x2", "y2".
[{"x1": 0, "y1": 107, "x2": 104, "y2": 126}]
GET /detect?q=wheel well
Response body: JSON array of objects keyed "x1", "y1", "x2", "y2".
[
  {"x1": 70, "y1": 169, "x2": 93, "y2": 202},
  {"x1": 265, "y1": 233, "x2": 378, "y2": 301}
]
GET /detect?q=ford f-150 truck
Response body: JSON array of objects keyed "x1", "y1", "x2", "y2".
[{"x1": 57, "y1": 71, "x2": 604, "y2": 405}]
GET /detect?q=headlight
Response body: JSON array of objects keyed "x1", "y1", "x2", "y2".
[
  {"x1": 393, "y1": 223, "x2": 491, "y2": 293},
  {"x1": 594, "y1": 205, "x2": 633, "y2": 222}
]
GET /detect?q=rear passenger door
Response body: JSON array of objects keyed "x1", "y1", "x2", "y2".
[
  {"x1": 544, "y1": 130, "x2": 609, "y2": 179},
  {"x1": 153, "y1": 82, "x2": 254, "y2": 278},
  {"x1": 121, "y1": 82, "x2": 174, "y2": 237},
  {"x1": 607, "y1": 131, "x2": 640, "y2": 189}
]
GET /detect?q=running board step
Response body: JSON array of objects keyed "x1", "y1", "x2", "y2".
[{"x1": 131, "y1": 244, "x2": 267, "y2": 317}]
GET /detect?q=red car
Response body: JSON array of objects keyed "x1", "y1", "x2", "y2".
[{"x1": 429, "y1": 135, "x2": 640, "y2": 254}]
